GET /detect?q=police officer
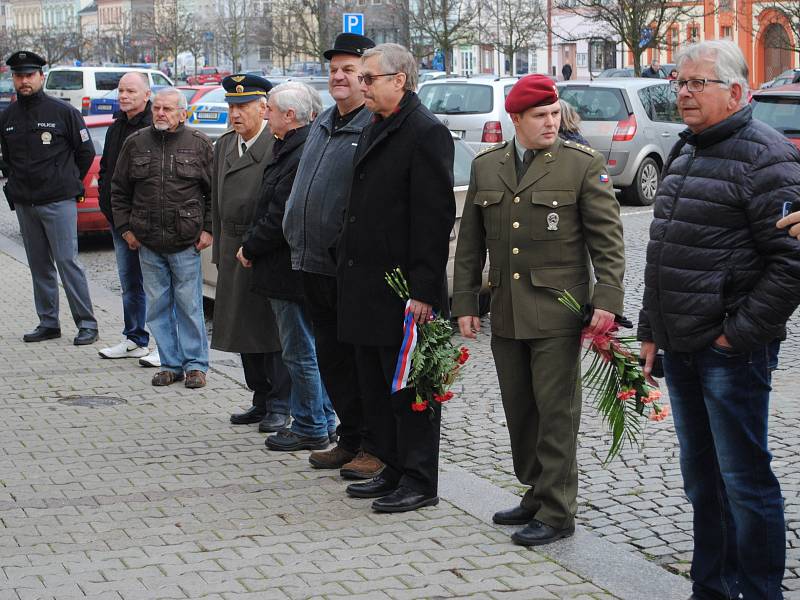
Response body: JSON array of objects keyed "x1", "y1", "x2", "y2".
[
  {"x1": 0, "y1": 51, "x2": 98, "y2": 345},
  {"x1": 452, "y1": 74, "x2": 625, "y2": 546}
]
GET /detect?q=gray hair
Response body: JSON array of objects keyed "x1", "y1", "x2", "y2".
[
  {"x1": 363, "y1": 43, "x2": 417, "y2": 91},
  {"x1": 270, "y1": 82, "x2": 314, "y2": 125},
  {"x1": 675, "y1": 40, "x2": 750, "y2": 106},
  {"x1": 298, "y1": 82, "x2": 322, "y2": 118},
  {"x1": 154, "y1": 86, "x2": 187, "y2": 109},
  {"x1": 558, "y1": 99, "x2": 582, "y2": 134}
]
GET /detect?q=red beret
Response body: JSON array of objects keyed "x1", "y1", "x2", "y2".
[{"x1": 505, "y1": 74, "x2": 559, "y2": 114}]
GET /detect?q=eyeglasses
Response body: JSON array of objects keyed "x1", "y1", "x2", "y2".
[
  {"x1": 357, "y1": 72, "x2": 399, "y2": 86},
  {"x1": 669, "y1": 78, "x2": 727, "y2": 93}
]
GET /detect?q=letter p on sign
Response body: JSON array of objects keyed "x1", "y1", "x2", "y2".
[{"x1": 343, "y1": 13, "x2": 364, "y2": 35}]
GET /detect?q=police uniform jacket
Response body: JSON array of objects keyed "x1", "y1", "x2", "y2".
[
  {"x1": 210, "y1": 126, "x2": 281, "y2": 353},
  {"x1": 337, "y1": 92, "x2": 456, "y2": 347},
  {"x1": 111, "y1": 123, "x2": 213, "y2": 255},
  {"x1": 452, "y1": 137, "x2": 625, "y2": 339},
  {"x1": 0, "y1": 90, "x2": 95, "y2": 206}
]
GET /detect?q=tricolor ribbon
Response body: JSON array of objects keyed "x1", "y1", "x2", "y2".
[{"x1": 391, "y1": 299, "x2": 418, "y2": 393}]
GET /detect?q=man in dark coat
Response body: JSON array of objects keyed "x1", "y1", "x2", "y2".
[
  {"x1": 639, "y1": 40, "x2": 800, "y2": 599},
  {"x1": 238, "y1": 82, "x2": 336, "y2": 451},
  {"x1": 212, "y1": 74, "x2": 291, "y2": 432},
  {"x1": 339, "y1": 43, "x2": 455, "y2": 513},
  {"x1": 97, "y1": 72, "x2": 158, "y2": 364}
]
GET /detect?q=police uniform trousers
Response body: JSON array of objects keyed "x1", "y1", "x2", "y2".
[
  {"x1": 490, "y1": 333, "x2": 582, "y2": 529},
  {"x1": 15, "y1": 199, "x2": 97, "y2": 330},
  {"x1": 240, "y1": 352, "x2": 291, "y2": 415},
  {"x1": 354, "y1": 344, "x2": 441, "y2": 495}
]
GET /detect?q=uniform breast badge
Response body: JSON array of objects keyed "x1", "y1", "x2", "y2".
[
  {"x1": 547, "y1": 212, "x2": 559, "y2": 231},
  {"x1": 41, "y1": 131, "x2": 52, "y2": 145}
]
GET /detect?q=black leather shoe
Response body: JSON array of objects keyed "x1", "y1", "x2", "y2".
[
  {"x1": 511, "y1": 519, "x2": 575, "y2": 546},
  {"x1": 372, "y1": 486, "x2": 439, "y2": 513},
  {"x1": 265, "y1": 430, "x2": 329, "y2": 451},
  {"x1": 230, "y1": 406, "x2": 267, "y2": 425},
  {"x1": 346, "y1": 475, "x2": 398, "y2": 499},
  {"x1": 493, "y1": 504, "x2": 537, "y2": 525},
  {"x1": 258, "y1": 412, "x2": 291, "y2": 433},
  {"x1": 73, "y1": 328, "x2": 99, "y2": 346},
  {"x1": 23, "y1": 326, "x2": 61, "y2": 343}
]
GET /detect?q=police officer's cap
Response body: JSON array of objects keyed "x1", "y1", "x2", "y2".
[
  {"x1": 323, "y1": 33, "x2": 375, "y2": 60},
  {"x1": 6, "y1": 50, "x2": 47, "y2": 73},
  {"x1": 222, "y1": 74, "x2": 273, "y2": 104}
]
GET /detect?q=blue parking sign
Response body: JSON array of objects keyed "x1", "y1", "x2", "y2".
[{"x1": 343, "y1": 13, "x2": 364, "y2": 35}]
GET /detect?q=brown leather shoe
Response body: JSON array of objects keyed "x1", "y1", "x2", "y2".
[
  {"x1": 340, "y1": 450, "x2": 385, "y2": 480},
  {"x1": 184, "y1": 370, "x2": 207, "y2": 389},
  {"x1": 309, "y1": 445, "x2": 356, "y2": 470},
  {"x1": 151, "y1": 370, "x2": 184, "y2": 386}
]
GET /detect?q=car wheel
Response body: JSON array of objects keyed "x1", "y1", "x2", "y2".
[{"x1": 622, "y1": 156, "x2": 660, "y2": 206}]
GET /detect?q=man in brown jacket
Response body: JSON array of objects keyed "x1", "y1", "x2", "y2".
[{"x1": 111, "y1": 87, "x2": 213, "y2": 389}]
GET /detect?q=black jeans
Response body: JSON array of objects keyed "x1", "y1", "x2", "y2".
[
  {"x1": 302, "y1": 272, "x2": 368, "y2": 453},
  {"x1": 240, "y1": 351, "x2": 291, "y2": 415},
  {"x1": 353, "y1": 344, "x2": 441, "y2": 496}
]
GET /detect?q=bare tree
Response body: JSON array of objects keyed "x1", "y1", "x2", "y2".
[
  {"x1": 0, "y1": 28, "x2": 32, "y2": 60},
  {"x1": 144, "y1": 0, "x2": 196, "y2": 66},
  {"x1": 214, "y1": 0, "x2": 256, "y2": 71},
  {"x1": 103, "y1": 11, "x2": 142, "y2": 64},
  {"x1": 483, "y1": 0, "x2": 547, "y2": 75},
  {"x1": 31, "y1": 28, "x2": 75, "y2": 65},
  {"x1": 396, "y1": 0, "x2": 479, "y2": 73},
  {"x1": 554, "y1": 0, "x2": 700, "y2": 75},
  {"x1": 254, "y1": 0, "x2": 300, "y2": 74},
  {"x1": 184, "y1": 20, "x2": 210, "y2": 77},
  {"x1": 737, "y1": 2, "x2": 799, "y2": 79}
]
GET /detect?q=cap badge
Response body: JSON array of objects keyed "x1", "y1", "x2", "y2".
[
  {"x1": 235, "y1": 85, "x2": 244, "y2": 93},
  {"x1": 232, "y1": 75, "x2": 245, "y2": 82},
  {"x1": 19, "y1": 52, "x2": 26, "y2": 59}
]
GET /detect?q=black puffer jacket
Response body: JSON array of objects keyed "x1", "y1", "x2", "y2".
[
  {"x1": 242, "y1": 125, "x2": 309, "y2": 302},
  {"x1": 638, "y1": 105, "x2": 800, "y2": 352}
]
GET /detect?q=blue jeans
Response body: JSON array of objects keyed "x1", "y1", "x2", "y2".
[
  {"x1": 139, "y1": 245, "x2": 208, "y2": 374},
  {"x1": 269, "y1": 298, "x2": 335, "y2": 437},
  {"x1": 110, "y1": 228, "x2": 149, "y2": 347},
  {"x1": 664, "y1": 343, "x2": 784, "y2": 600}
]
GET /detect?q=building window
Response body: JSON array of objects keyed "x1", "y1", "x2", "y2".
[
  {"x1": 721, "y1": 25, "x2": 732, "y2": 39},
  {"x1": 688, "y1": 25, "x2": 699, "y2": 42}
]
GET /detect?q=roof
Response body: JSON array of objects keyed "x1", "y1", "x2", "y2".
[{"x1": 78, "y1": 2, "x2": 97, "y2": 14}]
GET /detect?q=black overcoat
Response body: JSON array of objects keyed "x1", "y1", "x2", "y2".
[
  {"x1": 337, "y1": 92, "x2": 456, "y2": 347},
  {"x1": 242, "y1": 125, "x2": 309, "y2": 302}
]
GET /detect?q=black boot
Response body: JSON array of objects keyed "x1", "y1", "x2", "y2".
[{"x1": 230, "y1": 396, "x2": 267, "y2": 425}]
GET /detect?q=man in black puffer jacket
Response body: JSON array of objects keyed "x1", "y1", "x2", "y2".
[{"x1": 638, "y1": 41, "x2": 800, "y2": 600}]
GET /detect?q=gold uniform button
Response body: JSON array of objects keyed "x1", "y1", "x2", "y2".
[
  {"x1": 513, "y1": 272, "x2": 520, "y2": 280},
  {"x1": 513, "y1": 196, "x2": 520, "y2": 203},
  {"x1": 512, "y1": 248, "x2": 519, "y2": 255},
  {"x1": 552, "y1": 201, "x2": 558, "y2": 206},
  {"x1": 483, "y1": 201, "x2": 488, "y2": 206},
  {"x1": 512, "y1": 221, "x2": 520, "y2": 228}
]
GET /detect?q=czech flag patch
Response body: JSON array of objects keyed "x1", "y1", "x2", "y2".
[{"x1": 599, "y1": 172, "x2": 609, "y2": 183}]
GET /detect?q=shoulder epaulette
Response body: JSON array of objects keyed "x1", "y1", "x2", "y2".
[
  {"x1": 562, "y1": 139, "x2": 596, "y2": 157},
  {"x1": 475, "y1": 140, "x2": 508, "y2": 159}
]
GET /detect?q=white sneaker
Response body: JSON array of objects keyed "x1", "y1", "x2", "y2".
[
  {"x1": 98, "y1": 339, "x2": 149, "y2": 359},
  {"x1": 139, "y1": 348, "x2": 161, "y2": 368}
]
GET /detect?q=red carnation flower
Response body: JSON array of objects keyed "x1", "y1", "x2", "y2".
[{"x1": 411, "y1": 399, "x2": 429, "y2": 412}]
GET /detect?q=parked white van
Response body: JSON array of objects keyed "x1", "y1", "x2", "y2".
[{"x1": 44, "y1": 66, "x2": 174, "y2": 114}]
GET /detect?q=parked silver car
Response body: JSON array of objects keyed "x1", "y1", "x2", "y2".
[
  {"x1": 558, "y1": 78, "x2": 685, "y2": 205},
  {"x1": 418, "y1": 77, "x2": 521, "y2": 147}
]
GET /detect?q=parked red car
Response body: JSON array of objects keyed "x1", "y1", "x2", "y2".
[
  {"x1": 751, "y1": 83, "x2": 800, "y2": 151},
  {"x1": 186, "y1": 67, "x2": 230, "y2": 86},
  {"x1": 78, "y1": 114, "x2": 115, "y2": 234}
]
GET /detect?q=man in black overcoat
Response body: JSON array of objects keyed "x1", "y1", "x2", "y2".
[{"x1": 338, "y1": 43, "x2": 456, "y2": 512}]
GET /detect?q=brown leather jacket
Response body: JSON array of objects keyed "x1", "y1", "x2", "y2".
[{"x1": 111, "y1": 123, "x2": 213, "y2": 254}]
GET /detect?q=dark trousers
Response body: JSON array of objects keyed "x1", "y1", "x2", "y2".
[
  {"x1": 240, "y1": 351, "x2": 291, "y2": 416},
  {"x1": 665, "y1": 344, "x2": 784, "y2": 600},
  {"x1": 353, "y1": 344, "x2": 441, "y2": 496},
  {"x1": 490, "y1": 334, "x2": 582, "y2": 529},
  {"x1": 303, "y1": 271, "x2": 368, "y2": 453}
]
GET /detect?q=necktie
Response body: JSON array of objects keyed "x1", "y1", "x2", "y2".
[
  {"x1": 241, "y1": 142, "x2": 247, "y2": 155},
  {"x1": 518, "y1": 149, "x2": 534, "y2": 180}
]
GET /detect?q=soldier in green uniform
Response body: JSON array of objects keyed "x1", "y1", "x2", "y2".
[{"x1": 452, "y1": 74, "x2": 625, "y2": 546}]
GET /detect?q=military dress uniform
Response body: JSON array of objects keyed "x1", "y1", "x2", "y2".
[
  {"x1": 452, "y1": 135, "x2": 625, "y2": 535},
  {"x1": 0, "y1": 51, "x2": 98, "y2": 345}
]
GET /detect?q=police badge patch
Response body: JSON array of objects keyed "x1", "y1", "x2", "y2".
[{"x1": 79, "y1": 128, "x2": 90, "y2": 142}]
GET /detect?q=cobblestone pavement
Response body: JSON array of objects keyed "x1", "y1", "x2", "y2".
[{"x1": 0, "y1": 248, "x2": 627, "y2": 600}]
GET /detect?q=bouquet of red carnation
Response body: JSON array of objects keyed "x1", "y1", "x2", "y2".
[
  {"x1": 386, "y1": 268, "x2": 469, "y2": 414},
  {"x1": 558, "y1": 291, "x2": 669, "y2": 464}
]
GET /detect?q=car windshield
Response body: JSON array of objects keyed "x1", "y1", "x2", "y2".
[
  {"x1": 179, "y1": 88, "x2": 196, "y2": 104},
  {"x1": 46, "y1": 70, "x2": 83, "y2": 90},
  {"x1": 89, "y1": 125, "x2": 110, "y2": 154},
  {"x1": 557, "y1": 86, "x2": 628, "y2": 121},
  {"x1": 752, "y1": 95, "x2": 800, "y2": 137},
  {"x1": 419, "y1": 84, "x2": 493, "y2": 114}
]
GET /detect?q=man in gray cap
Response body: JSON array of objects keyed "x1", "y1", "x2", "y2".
[{"x1": 0, "y1": 50, "x2": 98, "y2": 345}]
